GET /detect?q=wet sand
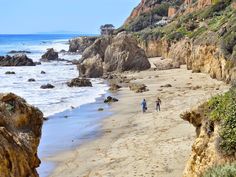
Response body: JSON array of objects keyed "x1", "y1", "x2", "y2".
[{"x1": 48, "y1": 59, "x2": 229, "y2": 177}]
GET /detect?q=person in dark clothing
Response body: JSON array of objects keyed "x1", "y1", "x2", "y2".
[
  {"x1": 141, "y1": 99, "x2": 147, "y2": 113},
  {"x1": 156, "y1": 97, "x2": 161, "y2": 111}
]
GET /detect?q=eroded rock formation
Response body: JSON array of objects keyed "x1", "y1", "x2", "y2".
[
  {"x1": 41, "y1": 48, "x2": 59, "y2": 61},
  {"x1": 69, "y1": 36, "x2": 98, "y2": 53},
  {"x1": 78, "y1": 32, "x2": 150, "y2": 78},
  {"x1": 0, "y1": 93, "x2": 43, "y2": 177},
  {"x1": 0, "y1": 54, "x2": 35, "y2": 66},
  {"x1": 181, "y1": 103, "x2": 235, "y2": 177}
]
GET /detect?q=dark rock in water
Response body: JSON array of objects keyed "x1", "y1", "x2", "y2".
[
  {"x1": 41, "y1": 71, "x2": 46, "y2": 74},
  {"x1": 60, "y1": 49, "x2": 66, "y2": 53},
  {"x1": 8, "y1": 50, "x2": 31, "y2": 54},
  {"x1": 104, "y1": 96, "x2": 119, "y2": 103},
  {"x1": 40, "y1": 84, "x2": 55, "y2": 89},
  {"x1": 0, "y1": 93, "x2": 43, "y2": 177},
  {"x1": 0, "y1": 54, "x2": 35, "y2": 66},
  {"x1": 161, "y1": 84, "x2": 172, "y2": 88},
  {"x1": 98, "y1": 108, "x2": 104, "y2": 111},
  {"x1": 43, "y1": 117, "x2": 49, "y2": 121},
  {"x1": 34, "y1": 62, "x2": 41, "y2": 65},
  {"x1": 69, "y1": 36, "x2": 98, "y2": 53},
  {"x1": 129, "y1": 83, "x2": 148, "y2": 93},
  {"x1": 78, "y1": 32, "x2": 150, "y2": 78},
  {"x1": 41, "y1": 48, "x2": 59, "y2": 61},
  {"x1": 67, "y1": 77, "x2": 92, "y2": 87},
  {"x1": 5, "y1": 71, "x2": 16, "y2": 75},
  {"x1": 28, "y1": 78, "x2": 36, "y2": 82},
  {"x1": 109, "y1": 84, "x2": 122, "y2": 91}
]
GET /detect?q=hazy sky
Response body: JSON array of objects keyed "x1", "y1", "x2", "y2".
[{"x1": 0, "y1": 0, "x2": 140, "y2": 34}]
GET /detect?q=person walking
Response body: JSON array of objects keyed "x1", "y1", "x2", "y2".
[
  {"x1": 141, "y1": 99, "x2": 147, "y2": 113},
  {"x1": 156, "y1": 97, "x2": 161, "y2": 112}
]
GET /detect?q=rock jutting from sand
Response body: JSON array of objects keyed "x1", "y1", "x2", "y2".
[
  {"x1": 109, "y1": 84, "x2": 122, "y2": 91},
  {"x1": 129, "y1": 83, "x2": 148, "y2": 93},
  {"x1": 104, "y1": 96, "x2": 119, "y2": 103},
  {"x1": 0, "y1": 93, "x2": 43, "y2": 177},
  {"x1": 78, "y1": 32, "x2": 151, "y2": 78},
  {"x1": 0, "y1": 54, "x2": 35, "y2": 66},
  {"x1": 66, "y1": 77, "x2": 92, "y2": 87}
]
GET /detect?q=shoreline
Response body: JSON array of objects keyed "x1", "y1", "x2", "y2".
[
  {"x1": 47, "y1": 63, "x2": 230, "y2": 177},
  {"x1": 37, "y1": 91, "x2": 115, "y2": 177}
]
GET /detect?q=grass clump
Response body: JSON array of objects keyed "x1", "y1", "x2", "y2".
[
  {"x1": 208, "y1": 88, "x2": 236, "y2": 155},
  {"x1": 202, "y1": 163, "x2": 236, "y2": 177}
]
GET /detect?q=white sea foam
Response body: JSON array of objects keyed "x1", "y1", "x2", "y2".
[
  {"x1": 0, "y1": 62, "x2": 108, "y2": 117},
  {"x1": 0, "y1": 37, "x2": 108, "y2": 117}
]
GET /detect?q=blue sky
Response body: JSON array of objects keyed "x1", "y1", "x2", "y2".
[{"x1": 0, "y1": 0, "x2": 140, "y2": 34}]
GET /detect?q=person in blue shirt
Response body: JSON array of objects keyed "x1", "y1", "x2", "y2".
[{"x1": 141, "y1": 99, "x2": 147, "y2": 113}]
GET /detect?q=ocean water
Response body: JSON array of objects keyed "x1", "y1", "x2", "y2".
[
  {"x1": 0, "y1": 34, "x2": 108, "y2": 117},
  {"x1": 0, "y1": 34, "x2": 110, "y2": 176}
]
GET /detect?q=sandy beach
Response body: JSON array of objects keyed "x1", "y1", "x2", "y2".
[{"x1": 48, "y1": 58, "x2": 230, "y2": 177}]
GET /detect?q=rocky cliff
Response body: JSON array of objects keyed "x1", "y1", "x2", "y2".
[
  {"x1": 120, "y1": 0, "x2": 236, "y2": 176},
  {"x1": 121, "y1": 0, "x2": 185, "y2": 32},
  {"x1": 181, "y1": 88, "x2": 236, "y2": 176},
  {"x1": 0, "y1": 93, "x2": 43, "y2": 177},
  {"x1": 78, "y1": 32, "x2": 150, "y2": 78},
  {"x1": 135, "y1": 0, "x2": 236, "y2": 83}
]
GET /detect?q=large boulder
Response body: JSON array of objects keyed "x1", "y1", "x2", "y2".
[
  {"x1": 41, "y1": 48, "x2": 59, "y2": 61},
  {"x1": 78, "y1": 37, "x2": 112, "y2": 78},
  {"x1": 78, "y1": 33, "x2": 150, "y2": 78},
  {"x1": 0, "y1": 93, "x2": 43, "y2": 177},
  {"x1": 69, "y1": 36, "x2": 98, "y2": 53},
  {"x1": 66, "y1": 77, "x2": 92, "y2": 87},
  {"x1": 104, "y1": 33, "x2": 151, "y2": 72},
  {"x1": 0, "y1": 54, "x2": 35, "y2": 66}
]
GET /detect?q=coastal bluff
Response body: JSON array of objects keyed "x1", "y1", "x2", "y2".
[{"x1": 0, "y1": 93, "x2": 43, "y2": 177}]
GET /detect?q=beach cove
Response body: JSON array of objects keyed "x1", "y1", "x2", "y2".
[{"x1": 48, "y1": 59, "x2": 230, "y2": 177}]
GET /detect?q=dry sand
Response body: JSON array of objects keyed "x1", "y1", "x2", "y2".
[{"x1": 48, "y1": 58, "x2": 229, "y2": 177}]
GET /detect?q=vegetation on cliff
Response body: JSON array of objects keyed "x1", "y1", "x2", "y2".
[
  {"x1": 132, "y1": 0, "x2": 235, "y2": 60},
  {"x1": 202, "y1": 163, "x2": 236, "y2": 177},
  {"x1": 120, "y1": 0, "x2": 184, "y2": 32},
  {"x1": 208, "y1": 87, "x2": 236, "y2": 155}
]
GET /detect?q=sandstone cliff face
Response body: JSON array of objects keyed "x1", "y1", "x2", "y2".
[
  {"x1": 78, "y1": 33, "x2": 150, "y2": 78},
  {"x1": 0, "y1": 93, "x2": 43, "y2": 177},
  {"x1": 181, "y1": 104, "x2": 235, "y2": 177},
  {"x1": 138, "y1": 34, "x2": 235, "y2": 83},
  {"x1": 138, "y1": 39, "x2": 169, "y2": 58}
]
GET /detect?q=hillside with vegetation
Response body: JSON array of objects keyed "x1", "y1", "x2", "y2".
[
  {"x1": 120, "y1": 0, "x2": 236, "y2": 176},
  {"x1": 119, "y1": 0, "x2": 236, "y2": 83}
]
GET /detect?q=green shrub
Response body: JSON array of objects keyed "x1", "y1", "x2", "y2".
[
  {"x1": 208, "y1": 88, "x2": 236, "y2": 155},
  {"x1": 188, "y1": 26, "x2": 207, "y2": 39},
  {"x1": 151, "y1": 3, "x2": 170, "y2": 17},
  {"x1": 200, "y1": 0, "x2": 232, "y2": 19},
  {"x1": 202, "y1": 163, "x2": 236, "y2": 177}
]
